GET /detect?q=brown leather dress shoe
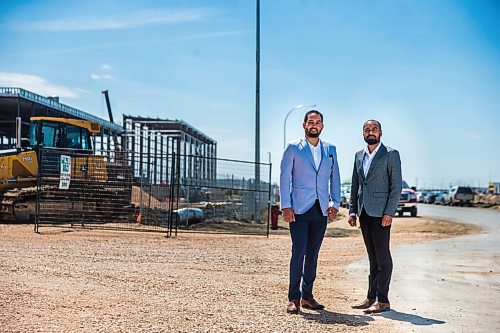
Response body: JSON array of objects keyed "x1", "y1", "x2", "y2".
[
  {"x1": 301, "y1": 297, "x2": 325, "y2": 310},
  {"x1": 287, "y1": 300, "x2": 300, "y2": 314},
  {"x1": 363, "y1": 301, "x2": 390, "y2": 314},
  {"x1": 351, "y1": 298, "x2": 376, "y2": 309}
]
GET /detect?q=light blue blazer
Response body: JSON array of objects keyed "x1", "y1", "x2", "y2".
[{"x1": 280, "y1": 138, "x2": 341, "y2": 215}]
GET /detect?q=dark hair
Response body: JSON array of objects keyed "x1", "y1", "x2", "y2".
[
  {"x1": 363, "y1": 119, "x2": 382, "y2": 131},
  {"x1": 303, "y1": 110, "x2": 323, "y2": 123}
]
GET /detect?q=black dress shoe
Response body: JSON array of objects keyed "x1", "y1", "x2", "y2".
[
  {"x1": 301, "y1": 297, "x2": 325, "y2": 310},
  {"x1": 287, "y1": 299, "x2": 300, "y2": 314}
]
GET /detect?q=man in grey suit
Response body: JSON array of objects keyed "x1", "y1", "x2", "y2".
[
  {"x1": 280, "y1": 110, "x2": 341, "y2": 314},
  {"x1": 348, "y1": 119, "x2": 402, "y2": 314}
]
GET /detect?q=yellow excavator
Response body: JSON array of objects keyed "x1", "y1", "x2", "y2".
[{"x1": 0, "y1": 116, "x2": 117, "y2": 222}]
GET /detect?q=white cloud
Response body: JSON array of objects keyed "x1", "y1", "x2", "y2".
[
  {"x1": 463, "y1": 132, "x2": 483, "y2": 140},
  {"x1": 4, "y1": 29, "x2": 250, "y2": 58},
  {"x1": 172, "y1": 30, "x2": 252, "y2": 41},
  {"x1": 0, "y1": 72, "x2": 80, "y2": 99},
  {"x1": 90, "y1": 73, "x2": 113, "y2": 80},
  {"x1": 100, "y1": 64, "x2": 112, "y2": 70},
  {"x1": 22, "y1": 8, "x2": 215, "y2": 31}
]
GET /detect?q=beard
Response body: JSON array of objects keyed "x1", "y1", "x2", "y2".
[
  {"x1": 306, "y1": 129, "x2": 321, "y2": 138},
  {"x1": 364, "y1": 136, "x2": 379, "y2": 145}
]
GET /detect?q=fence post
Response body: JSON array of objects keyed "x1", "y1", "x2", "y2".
[
  {"x1": 174, "y1": 147, "x2": 181, "y2": 237},
  {"x1": 34, "y1": 145, "x2": 44, "y2": 233},
  {"x1": 167, "y1": 151, "x2": 177, "y2": 238},
  {"x1": 267, "y1": 162, "x2": 272, "y2": 238}
]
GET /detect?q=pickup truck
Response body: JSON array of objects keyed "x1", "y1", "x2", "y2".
[
  {"x1": 397, "y1": 188, "x2": 418, "y2": 217},
  {"x1": 444, "y1": 186, "x2": 474, "y2": 206}
]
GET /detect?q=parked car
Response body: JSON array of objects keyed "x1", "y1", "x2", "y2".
[
  {"x1": 434, "y1": 191, "x2": 448, "y2": 205},
  {"x1": 423, "y1": 191, "x2": 438, "y2": 204},
  {"x1": 416, "y1": 191, "x2": 425, "y2": 203},
  {"x1": 397, "y1": 188, "x2": 418, "y2": 217},
  {"x1": 341, "y1": 189, "x2": 351, "y2": 208},
  {"x1": 444, "y1": 186, "x2": 474, "y2": 206}
]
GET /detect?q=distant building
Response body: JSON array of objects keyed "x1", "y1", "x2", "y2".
[
  {"x1": 489, "y1": 182, "x2": 500, "y2": 195},
  {"x1": 122, "y1": 115, "x2": 217, "y2": 185}
]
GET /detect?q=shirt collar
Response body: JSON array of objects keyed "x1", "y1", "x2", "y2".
[
  {"x1": 305, "y1": 138, "x2": 321, "y2": 149},
  {"x1": 364, "y1": 142, "x2": 381, "y2": 157}
]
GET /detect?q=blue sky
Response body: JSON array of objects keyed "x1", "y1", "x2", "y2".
[{"x1": 1, "y1": 0, "x2": 499, "y2": 188}]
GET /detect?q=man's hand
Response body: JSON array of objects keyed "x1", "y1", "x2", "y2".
[
  {"x1": 348, "y1": 215, "x2": 357, "y2": 227},
  {"x1": 381, "y1": 214, "x2": 393, "y2": 227},
  {"x1": 282, "y1": 208, "x2": 295, "y2": 223},
  {"x1": 327, "y1": 207, "x2": 338, "y2": 221}
]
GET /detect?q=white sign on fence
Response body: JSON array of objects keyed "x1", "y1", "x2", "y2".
[{"x1": 59, "y1": 155, "x2": 71, "y2": 190}]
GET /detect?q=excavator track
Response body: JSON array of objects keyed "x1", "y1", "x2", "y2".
[
  {"x1": 0, "y1": 186, "x2": 39, "y2": 223},
  {"x1": 0, "y1": 184, "x2": 133, "y2": 224}
]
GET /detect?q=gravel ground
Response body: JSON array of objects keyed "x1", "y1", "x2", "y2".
[{"x1": 0, "y1": 212, "x2": 478, "y2": 333}]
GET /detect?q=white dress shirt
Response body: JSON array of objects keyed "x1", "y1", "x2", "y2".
[
  {"x1": 307, "y1": 139, "x2": 322, "y2": 171},
  {"x1": 363, "y1": 143, "x2": 381, "y2": 177}
]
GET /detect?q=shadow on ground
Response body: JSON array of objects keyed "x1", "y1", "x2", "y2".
[
  {"x1": 301, "y1": 309, "x2": 374, "y2": 326},
  {"x1": 378, "y1": 309, "x2": 445, "y2": 326}
]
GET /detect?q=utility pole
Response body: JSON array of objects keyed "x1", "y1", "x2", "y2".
[{"x1": 254, "y1": 0, "x2": 261, "y2": 223}]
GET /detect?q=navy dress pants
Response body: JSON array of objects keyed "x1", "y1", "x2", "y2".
[{"x1": 288, "y1": 201, "x2": 327, "y2": 301}]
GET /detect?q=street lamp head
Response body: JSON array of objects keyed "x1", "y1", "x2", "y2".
[{"x1": 283, "y1": 103, "x2": 318, "y2": 148}]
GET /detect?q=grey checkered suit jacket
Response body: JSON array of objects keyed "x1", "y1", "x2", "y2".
[{"x1": 348, "y1": 143, "x2": 402, "y2": 217}]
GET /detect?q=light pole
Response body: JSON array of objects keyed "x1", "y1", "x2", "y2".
[
  {"x1": 283, "y1": 104, "x2": 316, "y2": 148},
  {"x1": 254, "y1": 0, "x2": 261, "y2": 223}
]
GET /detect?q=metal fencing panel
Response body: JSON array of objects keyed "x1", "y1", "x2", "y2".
[
  {"x1": 34, "y1": 149, "x2": 272, "y2": 236},
  {"x1": 175, "y1": 155, "x2": 271, "y2": 235},
  {"x1": 34, "y1": 148, "x2": 177, "y2": 235}
]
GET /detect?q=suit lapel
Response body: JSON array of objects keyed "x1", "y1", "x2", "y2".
[
  {"x1": 357, "y1": 151, "x2": 365, "y2": 180},
  {"x1": 300, "y1": 139, "x2": 317, "y2": 171},
  {"x1": 317, "y1": 141, "x2": 325, "y2": 171},
  {"x1": 365, "y1": 143, "x2": 387, "y2": 179}
]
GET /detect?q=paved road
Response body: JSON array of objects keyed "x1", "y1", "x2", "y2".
[{"x1": 348, "y1": 204, "x2": 500, "y2": 332}]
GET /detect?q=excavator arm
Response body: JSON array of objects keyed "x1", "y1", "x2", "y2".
[{"x1": 101, "y1": 90, "x2": 121, "y2": 153}]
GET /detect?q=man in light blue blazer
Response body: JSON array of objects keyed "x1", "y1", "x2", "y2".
[{"x1": 280, "y1": 110, "x2": 341, "y2": 314}]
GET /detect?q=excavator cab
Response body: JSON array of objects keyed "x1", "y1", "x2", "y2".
[
  {"x1": 0, "y1": 117, "x2": 105, "y2": 222},
  {"x1": 0, "y1": 117, "x2": 101, "y2": 192},
  {"x1": 29, "y1": 117, "x2": 99, "y2": 151}
]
